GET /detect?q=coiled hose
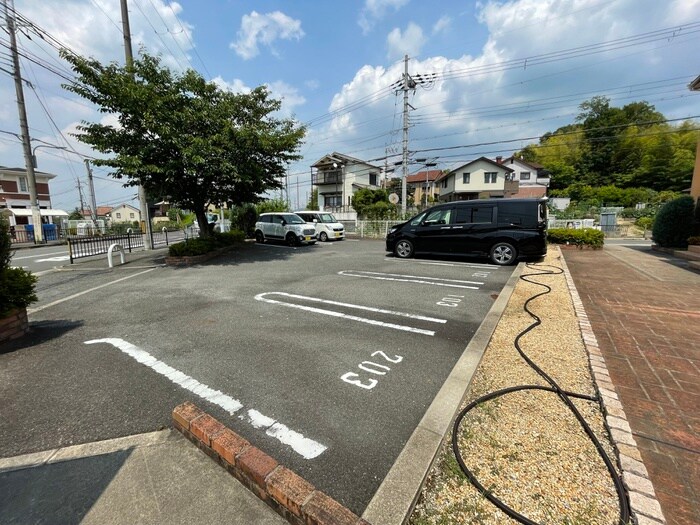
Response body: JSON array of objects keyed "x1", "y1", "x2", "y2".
[{"x1": 451, "y1": 262, "x2": 631, "y2": 525}]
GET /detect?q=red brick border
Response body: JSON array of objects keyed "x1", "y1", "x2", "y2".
[
  {"x1": 0, "y1": 307, "x2": 29, "y2": 345},
  {"x1": 173, "y1": 402, "x2": 370, "y2": 525}
]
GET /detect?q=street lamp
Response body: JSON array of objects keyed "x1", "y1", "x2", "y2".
[{"x1": 31, "y1": 143, "x2": 67, "y2": 168}]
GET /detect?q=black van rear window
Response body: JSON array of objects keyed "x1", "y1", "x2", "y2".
[{"x1": 455, "y1": 206, "x2": 494, "y2": 224}]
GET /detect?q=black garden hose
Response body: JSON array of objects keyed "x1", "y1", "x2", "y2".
[{"x1": 451, "y1": 262, "x2": 631, "y2": 525}]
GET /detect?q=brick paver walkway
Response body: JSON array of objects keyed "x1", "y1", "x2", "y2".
[{"x1": 563, "y1": 244, "x2": 699, "y2": 525}]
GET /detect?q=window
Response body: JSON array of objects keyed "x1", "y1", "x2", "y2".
[
  {"x1": 369, "y1": 173, "x2": 378, "y2": 186},
  {"x1": 462, "y1": 173, "x2": 470, "y2": 184},
  {"x1": 454, "y1": 206, "x2": 495, "y2": 224},
  {"x1": 423, "y1": 208, "x2": 451, "y2": 225},
  {"x1": 19, "y1": 177, "x2": 28, "y2": 192},
  {"x1": 520, "y1": 171, "x2": 531, "y2": 181},
  {"x1": 325, "y1": 194, "x2": 342, "y2": 207},
  {"x1": 116, "y1": 212, "x2": 122, "y2": 218},
  {"x1": 484, "y1": 172, "x2": 497, "y2": 183},
  {"x1": 442, "y1": 179, "x2": 448, "y2": 188},
  {"x1": 130, "y1": 213, "x2": 135, "y2": 218}
]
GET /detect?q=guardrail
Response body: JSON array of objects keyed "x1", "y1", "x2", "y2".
[{"x1": 67, "y1": 229, "x2": 185, "y2": 263}]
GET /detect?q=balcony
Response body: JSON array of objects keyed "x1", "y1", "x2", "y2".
[{"x1": 312, "y1": 169, "x2": 342, "y2": 185}]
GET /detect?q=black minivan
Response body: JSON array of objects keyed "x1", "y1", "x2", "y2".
[{"x1": 385, "y1": 198, "x2": 548, "y2": 265}]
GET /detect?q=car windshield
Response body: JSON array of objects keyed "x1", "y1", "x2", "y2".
[
  {"x1": 285, "y1": 215, "x2": 306, "y2": 224},
  {"x1": 319, "y1": 214, "x2": 336, "y2": 223}
]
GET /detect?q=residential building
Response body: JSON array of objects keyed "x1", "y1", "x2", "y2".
[
  {"x1": 0, "y1": 165, "x2": 67, "y2": 227},
  {"x1": 311, "y1": 152, "x2": 382, "y2": 219},
  {"x1": 109, "y1": 203, "x2": 141, "y2": 223},
  {"x1": 496, "y1": 155, "x2": 551, "y2": 198},
  {"x1": 80, "y1": 206, "x2": 114, "y2": 221},
  {"x1": 406, "y1": 169, "x2": 443, "y2": 206},
  {"x1": 436, "y1": 157, "x2": 518, "y2": 201}
]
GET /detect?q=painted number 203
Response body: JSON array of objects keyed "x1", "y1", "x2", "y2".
[
  {"x1": 437, "y1": 294, "x2": 463, "y2": 307},
  {"x1": 341, "y1": 351, "x2": 403, "y2": 390}
]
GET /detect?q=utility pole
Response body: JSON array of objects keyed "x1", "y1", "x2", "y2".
[
  {"x1": 120, "y1": 0, "x2": 153, "y2": 249},
  {"x1": 84, "y1": 159, "x2": 98, "y2": 223},
  {"x1": 393, "y1": 56, "x2": 438, "y2": 215},
  {"x1": 3, "y1": 0, "x2": 43, "y2": 242},
  {"x1": 401, "y1": 55, "x2": 410, "y2": 215},
  {"x1": 76, "y1": 178, "x2": 86, "y2": 215}
]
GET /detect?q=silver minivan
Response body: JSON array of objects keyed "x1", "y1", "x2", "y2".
[{"x1": 295, "y1": 211, "x2": 345, "y2": 242}]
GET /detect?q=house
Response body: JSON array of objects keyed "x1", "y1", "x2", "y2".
[
  {"x1": 80, "y1": 206, "x2": 114, "y2": 221},
  {"x1": 0, "y1": 165, "x2": 67, "y2": 228},
  {"x1": 406, "y1": 169, "x2": 443, "y2": 206},
  {"x1": 688, "y1": 75, "x2": 700, "y2": 201},
  {"x1": 109, "y1": 203, "x2": 141, "y2": 223},
  {"x1": 311, "y1": 152, "x2": 382, "y2": 219},
  {"x1": 436, "y1": 157, "x2": 518, "y2": 201},
  {"x1": 495, "y1": 156, "x2": 550, "y2": 198}
]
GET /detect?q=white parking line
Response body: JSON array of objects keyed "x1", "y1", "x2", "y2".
[
  {"x1": 84, "y1": 338, "x2": 327, "y2": 460},
  {"x1": 255, "y1": 292, "x2": 444, "y2": 336},
  {"x1": 11, "y1": 250, "x2": 67, "y2": 261},
  {"x1": 338, "y1": 270, "x2": 483, "y2": 289},
  {"x1": 386, "y1": 258, "x2": 499, "y2": 269}
]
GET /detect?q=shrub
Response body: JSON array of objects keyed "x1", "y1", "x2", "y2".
[
  {"x1": 0, "y1": 216, "x2": 38, "y2": 317},
  {"x1": 651, "y1": 196, "x2": 695, "y2": 248},
  {"x1": 547, "y1": 228, "x2": 604, "y2": 249},
  {"x1": 168, "y1": 229, "x2": 244, "y2": 256},
  {"x1": 636, "y1": 216, "x2": 654, "y2": 231},
  {"x1": 687, "y1": 236, "x2": 700, "y2": 246}
]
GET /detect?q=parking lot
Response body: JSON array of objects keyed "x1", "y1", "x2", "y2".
[{"x1": 1, "y1": 239, "x2": 514, "y2": 514}]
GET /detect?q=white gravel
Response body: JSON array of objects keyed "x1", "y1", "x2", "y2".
[{"x1": 410, "y1": 250, "x2": 623, "y2": 525}]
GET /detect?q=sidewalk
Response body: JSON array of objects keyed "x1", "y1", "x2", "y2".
[
  {"x1": 563, "y1": 244, "x2": 699, "y2": 525},
  {"x1": 0, "y1": 429, "x2": 285, "y2": 525}
]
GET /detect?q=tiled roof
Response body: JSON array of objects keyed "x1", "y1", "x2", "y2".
[{"x1": 406, "y1": 169, "x2": 443, "y2": 183}]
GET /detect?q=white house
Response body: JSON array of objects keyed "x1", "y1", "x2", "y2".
[
  {"x1": 436, "y1": 157, "x2": 518, "y2": 201},
  {"x1": 311, "y1": 152, "x2": 382, "y2": 219},
  {"x1": 496, "y1": 156, "x2": 551, "y2": 198}
]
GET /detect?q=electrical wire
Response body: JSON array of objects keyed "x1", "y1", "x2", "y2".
[{"x1": 451, "y1": 262, "x2": 630, "y2": 525}]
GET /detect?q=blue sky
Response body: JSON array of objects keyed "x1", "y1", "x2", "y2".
[{"x1": 1, "y1": 0, "x2": 699, "y2": 212}]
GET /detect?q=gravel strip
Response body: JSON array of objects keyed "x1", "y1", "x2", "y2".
[{"x1": 410, "y1": 249, "x2": 623, "y2": 525}]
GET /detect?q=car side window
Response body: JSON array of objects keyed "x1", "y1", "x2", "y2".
[
  {"x1": 453, "y1": 206, "x2": 495, "y2": 224},
  {"x1": 272, "y1": 215, "x2": 283, "y2": 224},
  {"x1": 424, "y1": 208, "x2": 451, "y2": 225}
]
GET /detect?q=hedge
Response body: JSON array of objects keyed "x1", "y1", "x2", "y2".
[
  {"x1": 168, "y1": 229, "x2": 245, "y2": 257},
  {"x1": 547, "y1": 228, "x2": 604, "y2": 249}
]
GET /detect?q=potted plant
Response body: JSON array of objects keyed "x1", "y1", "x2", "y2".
[{"x1": 0, "y1": 216, "x2": 38, "y2": 344}]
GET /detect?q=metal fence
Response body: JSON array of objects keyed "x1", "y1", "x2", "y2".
[
  {"x1": 355, "y1": 220, "x2": 394, "y2": 239},
  {"x1": 67, "y1": 229, "x2": 184, "y2": 263}
]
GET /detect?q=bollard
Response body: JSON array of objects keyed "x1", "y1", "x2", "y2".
[{"x1": 107, "y1": 243, "x2": 125, "y2": 268}]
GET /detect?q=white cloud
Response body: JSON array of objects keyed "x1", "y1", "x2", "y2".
[
  {"x1": 387, "y1": 23, "x2": 427, "y2": 61},
  {"x1": 359, "y1": 0, "x2": 410, "y2": 34},
  {"x1": 230, "y1": 11, "x2": 304, "y2": 60},
  {"x1": 211, "y1": 77, "x2": 305, "y2": 117},
  {"x1": 433, "y1": 15, "x2": 452, "y2": 34},
  {"x1": 211, "y1": 77, "x2": 252, "y2": 94}
]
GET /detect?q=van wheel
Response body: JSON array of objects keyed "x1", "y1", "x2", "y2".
[
  {"x1": 490, "y1": 242, "x2": 517, "y2": 265},
  {"x1": 286, "y1": 233, "x2": 298, "y2": 246},
  {"x1": 319, "y1": 231, "x2": 328, "y2": 242},
  {"x1": 394, "y1": 239, "x2": 414, "y2": 258},
  {"x1": 255, "y1": 230, "x2": 265, "y2": 243}
]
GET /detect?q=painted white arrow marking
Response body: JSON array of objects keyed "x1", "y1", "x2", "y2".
[
  {"x1": 338, "y1": 270, "x2": 484, "y2": 289},
  {"x1": 84, "y1": 338, "x2": 327, "y2": 460},
  {"x1": 255, "y1": 292, "x2": 444, "y2": 336}
]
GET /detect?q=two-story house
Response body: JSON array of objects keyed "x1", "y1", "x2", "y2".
[
  {"x1": 496, "y1": 156, "x2": 550, "y2": 198},
  {"x1": 108, "y1": 203, "x2": 141, "y2": 223},
  {"x1": 436, "y1": 157, "x2": 518, "y2": 201},
  {"x1": 406, "y1": 169, "x2": 443, "y2": 206},
  {"x1": 0, "y1": 166, "x2": 67, "y2": 229},
  {"x1": 311, "y1": 152, "x2": 382, "y2": 219}
]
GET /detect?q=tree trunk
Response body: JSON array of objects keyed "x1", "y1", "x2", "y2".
[{"x1": 195, "y1": 208, "x2": 211, "y2": 238}]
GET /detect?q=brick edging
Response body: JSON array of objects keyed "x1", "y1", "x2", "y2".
[
  {"x1": 558, "y1": 248, "x2": 667, "y2": 525},
  {"x1": 173, "y1": 402, "x2": 370, "y2": 525}
]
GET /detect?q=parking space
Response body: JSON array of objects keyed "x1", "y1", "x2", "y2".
[{"x1": 1, "y1": 239, "x2": 513, "y2": 514}]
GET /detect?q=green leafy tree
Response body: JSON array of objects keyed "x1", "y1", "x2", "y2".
[
  {"x1": 255, "y1": 198, "x2": 289, "y2": 215},
  {"x1": 652, "y1": 196, "x2": 695, "y2": 248},
  {"x1": 68, "y1": 208, "x2": 84, "y2": 220},
  {"x1": 352, "y1": 188, "x2": 390, "y2": 218},
  {"x1": 61, "y1": 51, "x2": 305, "y2": 237},
  {"x1": 306, "y1": 189, "x2": 318, "y2": 210},
  {"x1": 0, "y1": 216, "x2": 38, "y2": 317}
]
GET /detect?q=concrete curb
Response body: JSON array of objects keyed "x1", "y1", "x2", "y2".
[
  {"x1": 173, "y1": 402, "x2": 370, "y2": 525},
  {"x1": 559, "y1": 247, "x2": 667, "y2": 525},
  {"x1": 362, "y1": 263, "x2": 524, "y2": 525}
]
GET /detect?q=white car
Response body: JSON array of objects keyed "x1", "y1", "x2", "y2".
[
  {"x1": 255, "y1": 212, "x2": 317, "y2": 246},
  {"x1": 295, "y1": 211, "x2": 345, "y2": 242}
]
